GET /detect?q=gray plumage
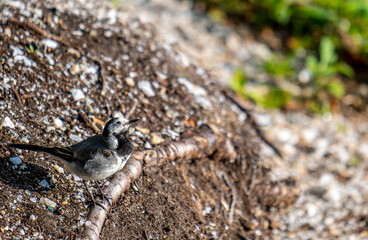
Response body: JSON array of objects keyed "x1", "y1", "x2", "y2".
[{"x1": 8, "y1": 117, "x2": 138, "y2": 180}]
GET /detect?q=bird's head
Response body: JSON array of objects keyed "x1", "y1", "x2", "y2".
[{"x1": 103, "y1": 117, "x2": 139, "y2": 136}]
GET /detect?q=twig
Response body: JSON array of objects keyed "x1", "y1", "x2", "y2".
[
  {"x1": 125, "y1": 94, "x2": 143, "y2": 119},
  {"x1": 222, "y1": 90, "x2": 282, "y2": 158},
  {"x1": 222, "y1": 172, "x2": 237, "y2": 225},
  {"x1": 78, "y1": 112, "x2": 100, "y2": 133},
  {"x1": 9, "y1": 18, "x2": 70, "y2": 47},
  {"x1": 10, "y1": 82, "x2": 23, "y2": 106},
  {"x1": 95, "y1": 60, "x2": 106, "y2": 96}
]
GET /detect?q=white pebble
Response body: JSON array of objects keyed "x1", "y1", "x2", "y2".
[
  {"x1": 41, "y1": 39, "x2": 58, "y2": 49},
  {"x1": 178, "y1": 77, "x2": 207, "y2": 96},
  {"x1": 69, "y1": 134, "x2": 83, "y2": 142},
  {"x1": 71, "y1": 88, "x2": 85, "y2": 101},
  {"x1": 40, "y1": 197, "x2": 56, "y2": 208},
  {"x1": 306, "y1": 203, "x2": 317, "y2": 217},
  {"x1": 138, "y1": 80, "x2": 155, "y2": 97},
  {"x1": 302, "y1": 128, "x2": 318, "y2": 144},
  {"x1": 53, "y1": 164, "x2": 64, "y2": 174},
  {"x1": 1, "y1": 116, "x2": 15, "y2": 129},
  {"x1": 53, "y1": 117, "x2": 64, "y2": 129}
]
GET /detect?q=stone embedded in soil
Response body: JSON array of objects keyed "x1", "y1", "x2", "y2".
[
  {"x1": 9, "y1": 156, "x2": 22, "y2": 165},
  {"x1": 144, "y1": 141, "x2": 152, "y2": 149},
  {"x1": 69, "y1": 134, "x2": 83, "y2": 142},
  {"x1": 70, "y1": 64, "x2": 81, "y2": 75},
  {"x1": 53, "y1": 164, "x2": 65, "y2": 174},
  {"x1": 40, "y1": 197, "x2": 56, "y2": 208},
  {"x1": 177, "y1": 77, "x2": 212, "y2": 109},
  {"x1": 178, "y1": 77, "x2": 207, "y2": 96},
  {"x1": 71, "y1": 88, "x2": 85, "y2": 101},
  {"x1": 126, "y1": 77, "x2": 135, "y2": 87},
  {"x1": 53, "y1": 117, "x2": 65, "y2": 130},
  {"x1": 138, "y1": 80, "x2": 155, "y2": 97},
  {"x1": 0, "y1": 116, "x2": 15, "y2": 129},
  {"x1": 150, "y1": 132, "x2": 165, "y2": 145},
  {"x1": 135, "y1": 126, "x2": 150, "y2": 135},
  {"x1": 39, "y1": 179, "x2": 50, "y2": 188},
  {"x1": 40, "y1": 39, "x2": 58, "y2": 49}
]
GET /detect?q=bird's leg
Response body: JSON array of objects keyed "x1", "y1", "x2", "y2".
[
  {"x1": 83, "y1": 180, "x2": 109, "y2": 211},
  {"x1": 83, "y1": 180, "x2": 96, "y2": 203},
  {"x1": 94, "y1": 180, "x2": 112, "y2": 207}
]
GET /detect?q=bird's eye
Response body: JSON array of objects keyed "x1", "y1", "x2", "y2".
[{"x1": 117, "y1": 121, "x2": 121, "y2": 125}]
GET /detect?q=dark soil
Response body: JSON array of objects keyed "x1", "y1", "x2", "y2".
[{"x1": 0, "y1": 1, "x2": 296, "y2": 239}]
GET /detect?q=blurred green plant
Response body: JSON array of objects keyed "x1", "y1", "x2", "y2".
[
  {"x1": 263, "y1": 55, "x2": 295, "y2": 77},
  {"x1": 193, "y1": 0, "x2": 364, "y2": 113},
  {"x1": 194, "y1": 0, "x2": 368, "y2": 60},
  {"x1": 28, "y1": 44, "x2": 35, "y2": 54},
  {"x1": 230, "y1": 68, "x2": 291, "y2": 109},
  {"x1": 306, "y1": 36, "x2": 354, "y2": 97},
  {"x1": 111, "y1": 0, "x2": 122, "y2": 8}
]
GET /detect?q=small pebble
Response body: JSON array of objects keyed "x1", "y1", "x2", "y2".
[
  {"x1": 135, "y1": 126, "x2": 150, "y2": 135},
  {"x1": 0, "y1": 116, "x2": 15, "y2": 129},
  {"x1": 126, "y1": 77, "x2": 135, "y2": 87},
  {"x1": 71, "y1": 88, "x2": 85, "y2": 101},
  {"x1": 41, "y1": 39, "x2": 58, "y2": 49},
  {"x1": 77, "y1": 219, "x2": 85, "y2": 227},
  {"x1": 150, "y1": 132, "x2": 165, "y2": 145},
  {"x1": 29, "y1": 215, "x2": 36, "y2": 221},
  {"x1": 67, "y1": 48, "x2": 81, "y2": 58},
  {"x1": 53, "y1": 117, "x2": 64, "y2": 129},
  {"x1": 40, "y1": 197, "x2": 57, "y2": 208},
  {"x1": 10, "y1": 156, "x2": 22, "y2": 165},
  {"x1": 144, "y1": 141, "x2": 152, "y2": 149},
  {"x1": 39, "y1": 179, "x2": 50, "y2": 188},
  {"x1": 69, "y1": 134, "x2": 83, "y2": 142},
  {"x1": 129, "y1": 71, "x2": 137, "y2": 78},
  {"x1": 138, "y1": 80, "x2": 155, "y2": 97},
  {"x1": 177, "y1": 77, "x2": 207, "y2": 96},
  {"x1": 15, "y1": 123, "x2": 26, "y2": 131},
  {"x1": 53, "y1": 165, "x2": 64, "y2": 174},
  {"x1": 45, "y1": 126, "x2": 55, "y2": 133}
]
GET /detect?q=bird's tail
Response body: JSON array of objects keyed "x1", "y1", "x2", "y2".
[
  {"x1": 8, "y1": 143, "x2": 54, "y2": 153},
  {"x1": 8, "y1": 143, "x2": 74, "y2": 161}
]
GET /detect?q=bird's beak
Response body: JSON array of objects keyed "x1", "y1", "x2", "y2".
[{"x1": 128, "y1": 119, "x2": 139, "y2": 125}]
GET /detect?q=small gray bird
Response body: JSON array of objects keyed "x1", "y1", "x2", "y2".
[{"x1": 8, "y1": 117, "x2": 138, "y2": 202}]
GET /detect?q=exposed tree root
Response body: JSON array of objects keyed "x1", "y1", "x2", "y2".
[{"x1": 82, "y1": 124, "x2": 298, "y2": 239}]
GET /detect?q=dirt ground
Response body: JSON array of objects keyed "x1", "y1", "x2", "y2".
[{"x1": 0, "y1": 1, "x2": 298, "y2": 239}]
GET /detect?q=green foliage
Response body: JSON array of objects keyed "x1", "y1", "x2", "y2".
[
  {"x1": 229, "y1": 68, "x2": 247, "y2": 97},
  {"x1": 326, "y1": 79, "x2": 345, "y2": 98},
  {"x1": 230, "y1": 69, "x2": 291, "y2": 109},
  {"x1": 195, "y1": 0, "x2": 368, "y2": 59},
  {"x1": 263, "y1": 55, "x2": 295, "y2": 77},
  {"x1": 194, "y1": 0, "x2": 365, "y2": 113},
  {"x1": 111, "y1": 0, "x2": 122, "y2": 8},
  {"x1": 349, "y1": 155, "x2": 362, "y2": 167},
  {"x1": 250, "y1": 88, "x2": 291, "y2": 109},
  {"x1": 28, "y1": 44, "x2": 35, "y2": 54},
  {"x1": 306, "y1": 37, "x2": 353, "y2": 80}
]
